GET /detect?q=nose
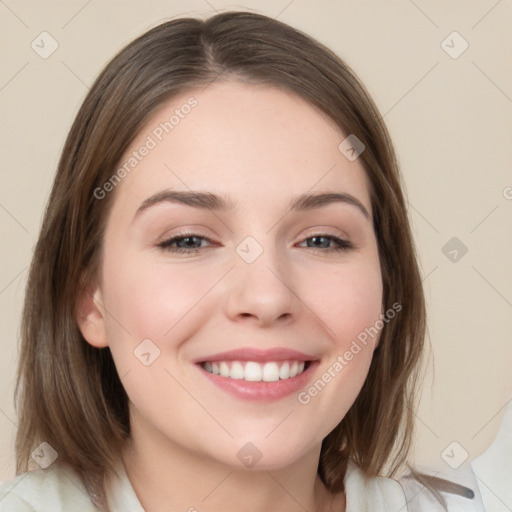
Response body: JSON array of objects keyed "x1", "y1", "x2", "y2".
[{"x1": 223, "y1": 239, "x2": 298, "y2": 327}]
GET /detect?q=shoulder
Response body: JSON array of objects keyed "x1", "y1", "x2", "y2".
[
  {"x1": 0, "y1": 463, "x2": 98, "y2": 512},
  {"x1": 344, "y1": 460, "x2": 408, "y2": 512}
]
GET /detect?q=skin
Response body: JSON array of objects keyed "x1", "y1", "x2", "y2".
[{"x1": 78, "y1": 80, "x2": 384, "y2": 512}]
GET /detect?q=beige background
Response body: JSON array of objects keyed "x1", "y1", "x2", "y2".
[{"x1": 1, "y1": 0, "x2": 511, "y2": 485}]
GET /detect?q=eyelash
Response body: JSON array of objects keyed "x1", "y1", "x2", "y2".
[{"x1": 157, "y1": 232, "x2": 354, "y2": 254}]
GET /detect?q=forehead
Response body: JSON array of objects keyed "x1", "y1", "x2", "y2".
[{"x1": 112, "y1": 80, "x2": 371, "y2": 214}]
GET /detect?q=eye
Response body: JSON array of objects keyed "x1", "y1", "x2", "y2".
[
  {"x1": 296, "y1": 234, "x2": 353, "y2": 252},
  {"x1": 157, "y1": 233, "x2": 215, "y2": 254},
  {"x1": 157, "y1": 232, "x2": 353, "y2": 254}
]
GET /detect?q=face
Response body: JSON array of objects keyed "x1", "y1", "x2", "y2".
[{"x1": 80, "y1": 81, "x2": 383, "y2": 470}]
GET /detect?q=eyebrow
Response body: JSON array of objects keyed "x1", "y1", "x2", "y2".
[{"x1": 133, "y1": 190, "x2": 371, "y2": 222}]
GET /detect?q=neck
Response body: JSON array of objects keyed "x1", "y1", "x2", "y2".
[{"x1": 120, "y1": 414, "x2": 345, "y2": 512}]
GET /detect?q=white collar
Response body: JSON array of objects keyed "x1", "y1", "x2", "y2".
[
  {"x1": 344, "y1": 459, "x2": 407, "y2": 511},
  {"x1": 105, "y1": 458, "x2": 145, "y2": 512},
  {"x1": 471, "y1": 398, "x2": 512, "y2": 509}
]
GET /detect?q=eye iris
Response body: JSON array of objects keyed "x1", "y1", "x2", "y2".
[
  {"x1": 309, "y1": 236, "x2": 329, "y2": 248},
  {"x1": 178, "y1": 236, "x2": 201, "y2": 248}
]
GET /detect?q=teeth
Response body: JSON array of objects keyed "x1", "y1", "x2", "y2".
[
  {"x1": 279, "y1": 362, "x2": 290, "y2": 379},
  {"x1": 219, "y1": 361, "x2": 230, "y2": 377},
  {"x1": 201, "y1": 360, "x2": 308, "y2": 381},
  {"x1": 230, "y1": 361, "x2": 244, "y2": 379},
  {"x1": 245, "y1": 362, "x2": 262, "y2": 381},
  {"x1": 262, "y1": 362, "x2": 279, "y2": 382}
]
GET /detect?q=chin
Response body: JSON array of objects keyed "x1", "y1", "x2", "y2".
[{"x1": 201, "y1": 434, "x2": 320, "y2": 472}]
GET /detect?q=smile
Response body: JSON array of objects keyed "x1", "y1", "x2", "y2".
[{"x1": 201, "y1": 360, "x2": 309, "y2": 381}]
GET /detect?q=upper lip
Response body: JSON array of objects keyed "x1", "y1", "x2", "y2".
[{"x1": 193, "y1": 347, "x2": 318, "y2": 364}]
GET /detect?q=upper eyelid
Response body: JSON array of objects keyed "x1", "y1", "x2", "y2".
[
  {"x1": 160, "y1": 230, "x2": 350, "y2": 240},
  {"x1": 159, "y1": 223, "x2": 352, "y2": 239}
]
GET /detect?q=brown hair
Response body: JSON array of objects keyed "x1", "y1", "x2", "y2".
[{"x1": 14, "y1": 10, "x2": 427, "y2": 509}]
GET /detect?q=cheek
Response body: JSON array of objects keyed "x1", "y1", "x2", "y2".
[
  {"x1": 303, "y1": 258, "x2": 383, "y2": 345},
  {"x1": 102, "y1": 251, "x2": 210, "y2": 341},
  {"x1": 294, "y1": 262, "x2": 382, "y2": 437},
  {"x1": 99, "y1": 253, "x2": 218, "y2": 399}
]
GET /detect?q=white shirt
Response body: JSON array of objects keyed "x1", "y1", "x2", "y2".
[
  {"x1": 398, "y1": 399, "x2": 512, "y2": 512},
  {"x1": 0, "y1": 457, "x2": 407, "y2": 511},
  {"x1": 471, "y1": 398, "x2": 512, "y2": 511}
]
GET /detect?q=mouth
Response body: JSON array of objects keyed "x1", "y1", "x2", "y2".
[
  {"x1": 194, "y1": 347, "x2": 319, "y2": 401},
  {"x1": 200, "y1": 359, "x2": 311, "y2": 381}
]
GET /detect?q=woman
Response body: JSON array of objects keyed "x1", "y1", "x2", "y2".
[{"x1": 0, "y1": 11, "x2": 429, "y2": 511}]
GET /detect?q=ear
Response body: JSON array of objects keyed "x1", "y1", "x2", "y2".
[{"x1": 76, "y1": 285, "x2": 109, "y2": 348}]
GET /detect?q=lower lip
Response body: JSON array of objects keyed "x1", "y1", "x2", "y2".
[{"x1": 197, "y1": 361, "x2": 320, "y2": 401}]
